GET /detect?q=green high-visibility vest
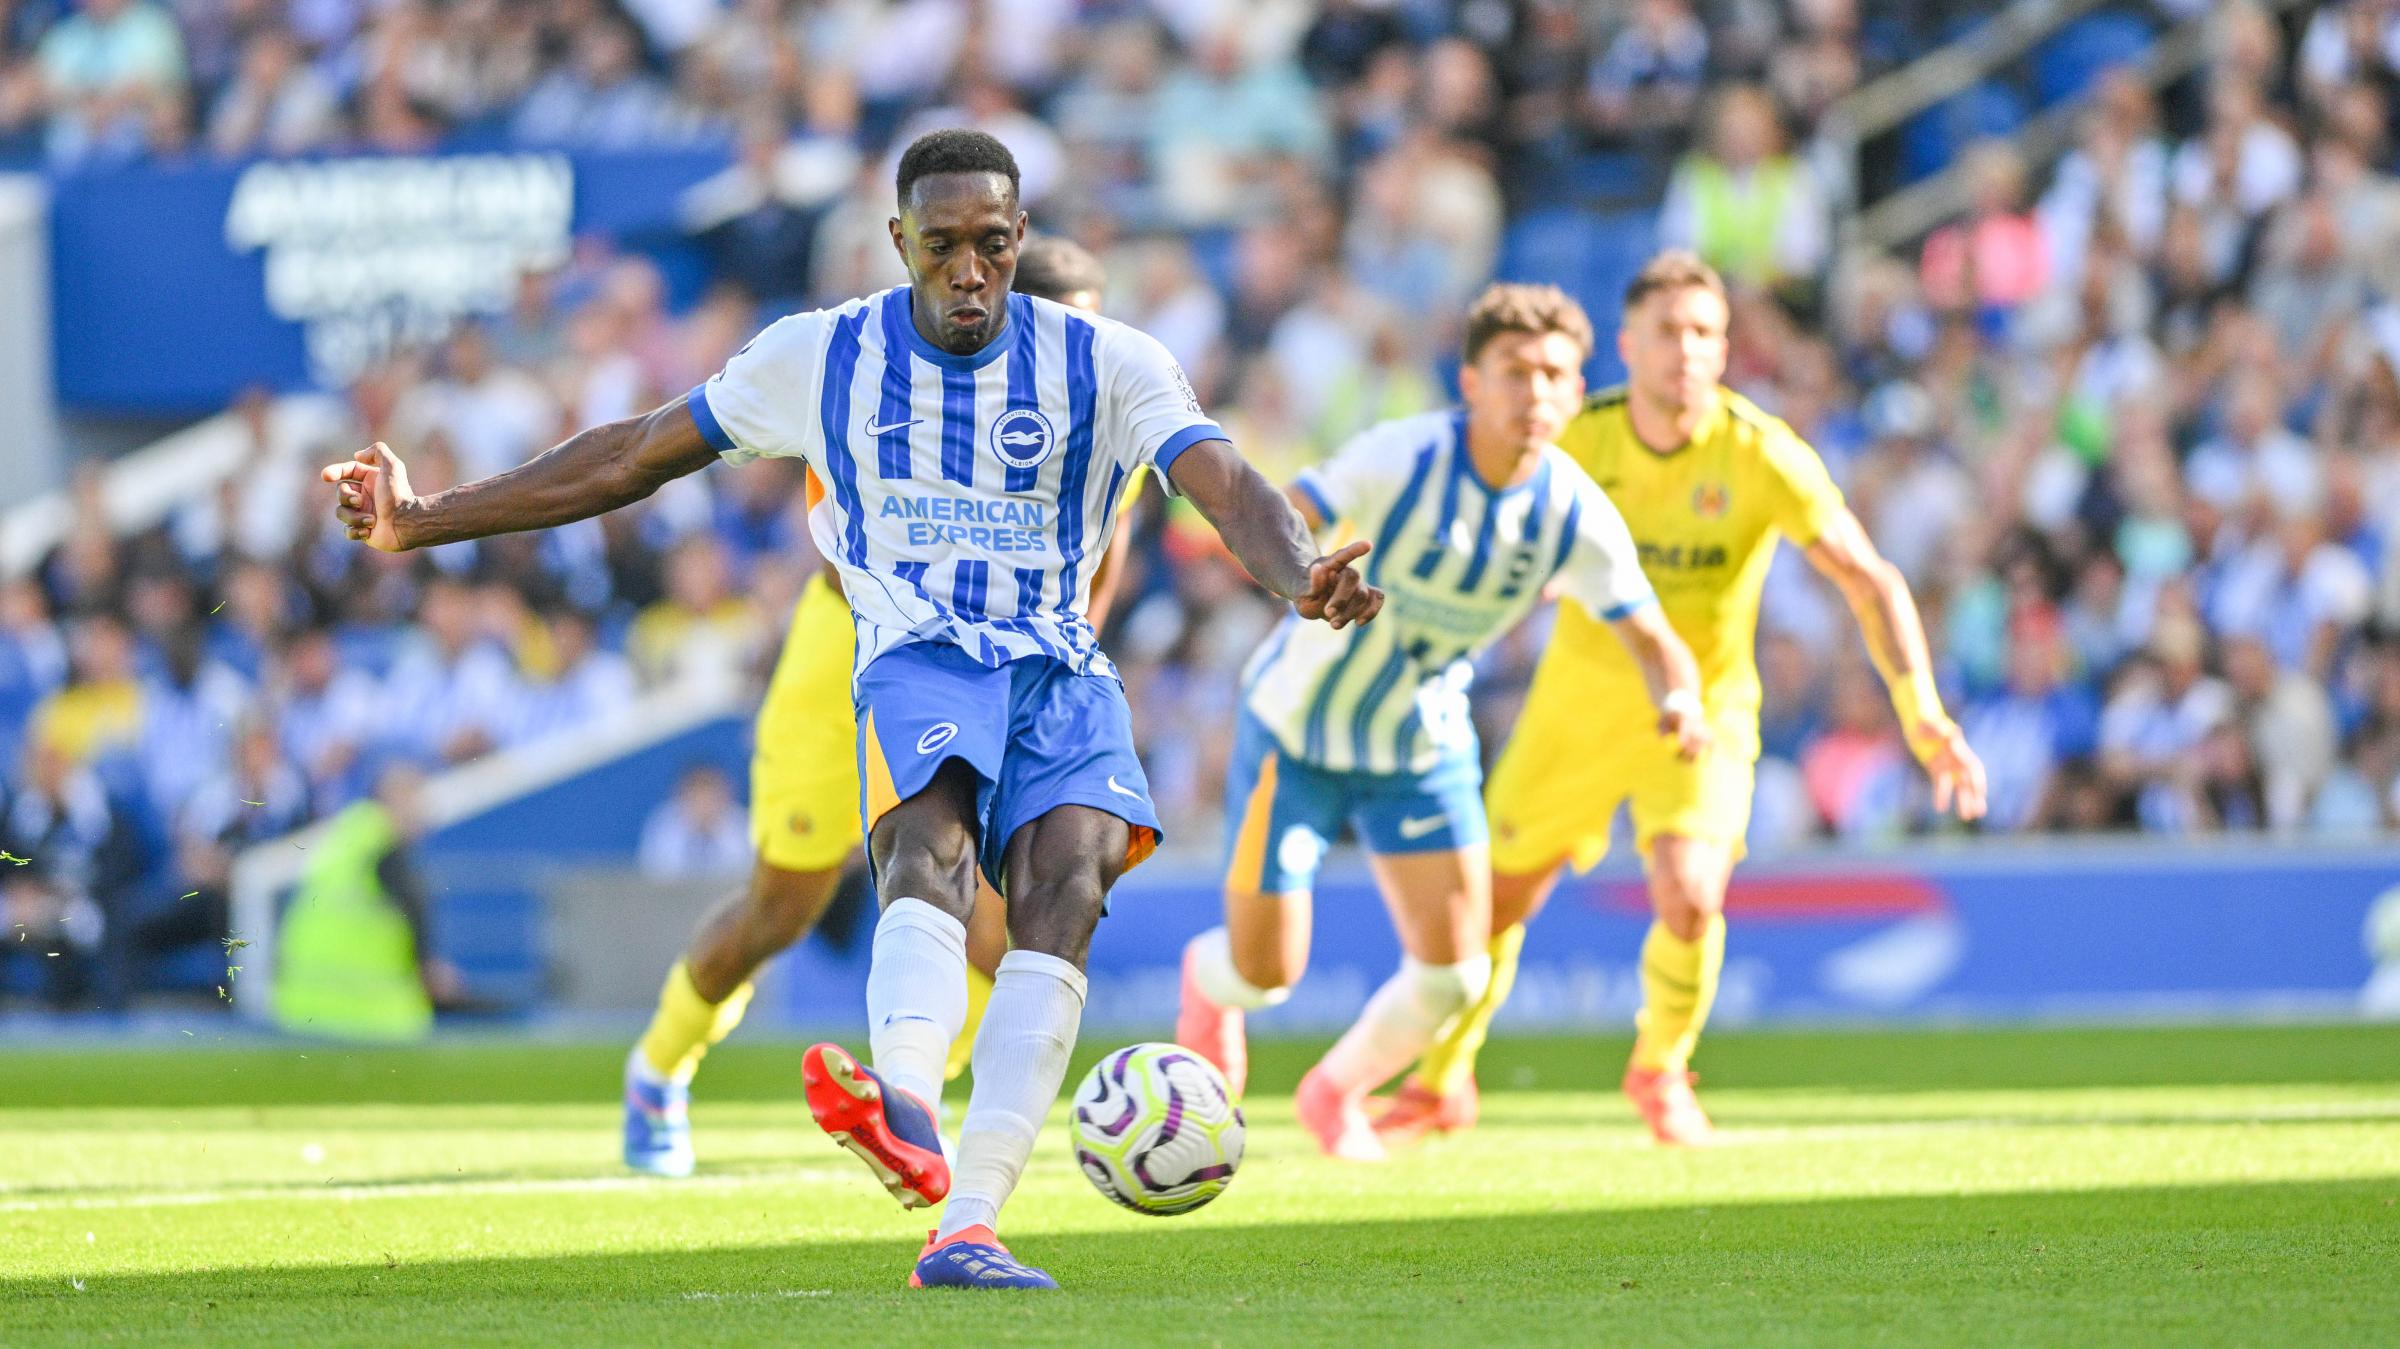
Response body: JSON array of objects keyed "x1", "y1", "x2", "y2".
[
  {"x1": 273, "y1": 802, "x2": 432, "y2": 1042},
  {"x1": 1686, "y1": 156, "x2": 1795, "y2": 288}
]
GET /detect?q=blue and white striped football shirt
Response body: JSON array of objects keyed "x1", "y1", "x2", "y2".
[
  {"x1": 1244, "y1": 410, "x2": 1655, "y2": 776},
  {"x1": 688, "y1": 286, "x2": 1222, "y2": 681}
]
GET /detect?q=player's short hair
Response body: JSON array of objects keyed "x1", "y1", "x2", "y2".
[
  {"x1": 1013, "y1": 234, "x2": 1107, "y2": 303},
  {"x1": 895, "y1": 129, "x2": 1021, "y2": 209},
  {"x1": 1623, "y1": 250, "x2": 1727, "y2": 312},
  {"x1": 1462, "y1": 283, "x2": 1595, "y2": 364}
]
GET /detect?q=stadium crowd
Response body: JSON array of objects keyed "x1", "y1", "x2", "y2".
[{"x1": 4, "y1": 0, "x2": 2397, "y2": 1007}]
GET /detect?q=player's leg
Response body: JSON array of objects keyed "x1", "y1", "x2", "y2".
[
  {"x1": 803, "y1": 645, "x2": 1007, "y2": 1211},
  {"x1": 1622, "y1": 832, "x2": 1738, "y2": 1145},
  {"x1": 1620, "y1": 746, "x2": 1752, "y2": 1145},
  {"x1": 625, "y1": 856, "x2": 849, "y2": 1175},
  {"x1": 1178, "y1": 716, "x2": 1341, "y2": 1097},
  {"x1": 946, "y1": 879, "x2": 1008, "y2": 1082},
  {"x1": 915, "y1": 661, "x2": 1160, "y2": 1290},
  {"x1": 1377, "y1": 860, "x2": 1559, "y2": 1142},
  {"x1": 1381, "y1": 698, "x2": 1626, "y2": 1139},
  {"x1": 1301, "y1": 834, "x2": 1491, "y2": 1162},
  {"x1": 628, "y1": 579, "x2": 863, "y2": 1175}
]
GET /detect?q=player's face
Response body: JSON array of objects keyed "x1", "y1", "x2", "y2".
[
  {"x1": 1460, "y1": 329, "x2": 1587, "y2": 451},
  {"x1": 1619, "y1": 283, "x2": 1729, "y2": 413},
  {"x1": 890, "y1": 172, "x2": 1027, "y2": 354}
]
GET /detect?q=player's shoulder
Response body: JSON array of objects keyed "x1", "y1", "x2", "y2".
[
  {"x1": 739, "y1": 294, "x2": 871, "y2": 359},
  {"x1": 1323, "y1": 409, "x2": 1455, "y2": 473},
  {"x1": 1713, "y1": 388, "x2": 1810, "y2": 455}
]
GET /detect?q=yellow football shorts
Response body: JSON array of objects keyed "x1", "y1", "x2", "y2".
[
  {"x1": 1485, "y1": 675, "x2": 1757, "y2": 878},
  {"x1": 750, "y1": 573, "x2": 864, "y2": 874}
]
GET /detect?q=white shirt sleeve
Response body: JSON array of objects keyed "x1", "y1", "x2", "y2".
[
  {"x1": 1291, "y1": 419, "x2": 1419, "y2": 532},
  {"x1": 1098, "y1": 320, "x2": 1223, "y2": 493},
  {"x1": 688, "y1": 310, "x2": 833, "y2": 466},
  {"x1": 1553, "y1": 474, "x2": 1657, "y2": 621}
]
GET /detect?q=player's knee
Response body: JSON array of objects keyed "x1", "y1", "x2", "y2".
[
  {"x1": 1005, "y1": 867, "x2": 1108, "y2": 964},
  {"x1": 1230, "y1": 938, "x2": 1301, "y2": 996},
  {"x1": 1408, "y1": 952, "x2": 1493, "y2": 1022}
]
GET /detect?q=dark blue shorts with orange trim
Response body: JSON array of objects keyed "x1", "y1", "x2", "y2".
[{"x1": 854, "y1": 641, "x2": 1162, "y2": 896}]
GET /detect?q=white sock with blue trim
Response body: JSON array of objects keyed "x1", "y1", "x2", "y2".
[
  {"x1": 936, "y1": 949, "x2": 1088, "y2": 1241},
  {"x1": 867, "y1": 897, "x2": 969, "y2": 1131}
]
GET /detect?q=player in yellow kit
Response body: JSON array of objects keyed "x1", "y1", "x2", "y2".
[
  {"x1": 1375, "y1": 251, "x2": 1988, "y2": 1146},
  {"x1": 623, "y1": 236, "x2": 1141, "y2": 1175}
]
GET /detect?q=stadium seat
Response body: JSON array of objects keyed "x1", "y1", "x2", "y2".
[
  {"x1": 2033, "y1": 12, "x2": 2155, "y2": 108},
  {"x1": 1901, "y1": 82, "x2": 2028, "y2": 183}
]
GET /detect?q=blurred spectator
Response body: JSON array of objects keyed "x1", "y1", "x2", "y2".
[
  {"x1": 380, "y1": 576, "x2": 523, "y2": 765},
  {"x1": 272, "y1": 762, "x2": 457, "y2": 1041},
  {"x1": 626, "y1": 535, "x2": 760, "y2": 689},
  {"x1": 269, "y1": 626, "x2": 378, "y2": 810},
  {"x1": 1659, "y1": 83, "x2": 1827, "y2": 299},
  {"x1": 514, "y1": 607, "x2": 636, "y2": 746},
  {"x1": 637, "y1": 762, "x2": 748, "y2": 880},
  {"x1": 156, "y1": 714, "x2": 309, "y2": 966},
  {"x1": 2221, "y1": 632, "x2": 2339, "y2": 832},
  {"x1": 0, "y1": 579, "x2": 68, "y2": 776},
  {"x1": 30, "y1": 613, "x2": 142, "y2": 768},
  {"x1": 30, "y1": 0, "x2": 185, "y2": 164},
  {"x1": 1148, "y1": 24, "x2": 1331, "y2": 226},
  {"x1": 510, "y1": 19, "x2": 690, "y2": 149},
  {"x1": 405, "y1": 324, "x2": 561, "y2": 483},
  {"x1": 2100, "y1": 615, "x2": 2237, "y2": 833},
  {"x1": 1920, "y1": 141, "x2": 2049, "y2": 320},
  {"x1": 204, "y1": 24, "x2": 336, "y2": 158},
  {"x1": 132, "y1": 622, "x2": 249, "y2": 829},
  {"x1": 1962, "y1": 613, "x2": 2100, "y2": 833},
  {"x1": 0, "y1": 736, "x2": 135, "y2": 1008},
  {"x1": 1801, "y1": 662, "x2": 1912, "y2": 838},
  {"x1": 1585, "y1": 0, "x2": 1706, "y2": 149}
]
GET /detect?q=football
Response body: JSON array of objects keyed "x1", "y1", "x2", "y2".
[{"x1": 1069, "y1": 1042, "x2": 1245, "y2": 1215}]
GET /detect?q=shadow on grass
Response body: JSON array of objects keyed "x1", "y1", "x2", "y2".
[{"x1": 3, "y1": 1177, "x2": 2397, "y2": 1345}]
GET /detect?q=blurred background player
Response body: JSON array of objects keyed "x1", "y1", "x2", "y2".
[
  {"x1": 1174, "y1": 284, "x2": 1706, "y2": 1160},
  {"x1": 621, "y1": 234, "x2": 1138, "y2": 1179},
  {"x1": 1378, "y1": 252, "x2": 1989, "y2": 1147}
]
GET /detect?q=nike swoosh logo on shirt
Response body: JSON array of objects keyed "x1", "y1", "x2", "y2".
[
  {"x1": 1106, "y1": 775, "x2": 1144, "y2": 800},
  {"x1": 1397, "y1": 814, "x2": 1447, "y2": 840},
  {"x1": 865, "y1": 415, "x2": 923, "y2": 436}
]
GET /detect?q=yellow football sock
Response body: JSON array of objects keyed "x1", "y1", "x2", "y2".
[
  {"x1": 945, "y1": 961, "x2": 996, "y2": 1082},
  {"x1": 1630, "y1": 916, "x2": 1724, "y2": 1074},
  {"x1": 636, "y1": 961, "x2": 754, "y2": 1083},
  {"x1": 1417, "y1": 923, "x2": 1525, "y2": 1097}
]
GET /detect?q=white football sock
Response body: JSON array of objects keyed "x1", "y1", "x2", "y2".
[
  {"x1": 936, "y1": 949, "x2": 1088, "y2": 1241},
  {"x1": 866, "y1": 897, "x2": 969, "y2": 1130},
  {"x1": 1188, "y1": 925, "x2": 1291, "y2": 1010},
  {"x1": 1316, "y1": 954, "x2": 1493, "y2": 1094}
]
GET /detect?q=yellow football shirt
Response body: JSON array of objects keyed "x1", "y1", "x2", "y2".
[{"x1": 1547, "y1": 386, "x2": 1846, "y2": 740}]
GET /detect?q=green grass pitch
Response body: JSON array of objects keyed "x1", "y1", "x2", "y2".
[{"x1": 3, "y1": 1024, "x2": 2397, "y2": 1345}]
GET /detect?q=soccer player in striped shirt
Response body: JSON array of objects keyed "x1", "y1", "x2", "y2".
[
  {"x1": 1174, "y1": 284, "x2": 1708, "y2": 1160},
  {"x1": 323, "y1": 129, "x2": 1382, "y2": 1288}
]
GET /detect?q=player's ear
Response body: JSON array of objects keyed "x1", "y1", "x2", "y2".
[{"x1": 887, "y1": 215, "x2": 909, "y2": 268}]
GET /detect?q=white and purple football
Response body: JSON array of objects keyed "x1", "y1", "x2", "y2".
[{"x1": 1068, "y1": 1042, "x2": 1245, "y2": 1215}]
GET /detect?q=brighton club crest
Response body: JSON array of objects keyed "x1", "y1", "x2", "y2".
[{"x1": 991, "y1": 407, "x2": 1058, "y2": 471}]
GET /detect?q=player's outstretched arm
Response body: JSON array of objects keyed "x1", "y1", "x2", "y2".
[
  {"x1": 322, "y1": 396, "x2": 721, "y2": 552},
  {"x1": 1166, "y1": 438, "x2": 1383, "y2": 630},
  {"x1": 1803, "y1": 508, "x2": 1989, "y2": 820},
  {"x1": 1610, "y1": 604, "x2": 1711, "y2": 760}
]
